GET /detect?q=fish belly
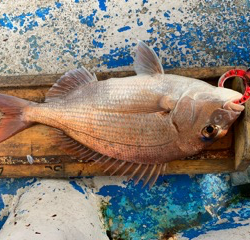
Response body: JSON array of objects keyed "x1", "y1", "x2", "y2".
[
  {"x1": 25, "y1": 76, "x2": 189, "y2": 163},
  {"x1": 60, "y1": 110, "x2": 181, "y2": 164},
  {"x1": 27, "y1": 105, "x2": 182, "y2": 164}
]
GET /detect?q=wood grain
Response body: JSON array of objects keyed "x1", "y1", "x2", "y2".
[
  {"x1": 233, "y1": 79, "x2": 250, "y2": 171},
  {"x1": 0, "y1": 66, "x2": 245, "y2": 88},
  {"x1": 0, "y1": 157, "x2": 235, "y2": 178},
  {"x1": 234, "y1": 102, "x2": 250, "y2": 170}
]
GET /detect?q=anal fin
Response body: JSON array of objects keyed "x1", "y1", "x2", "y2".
[
  {"x1": 101, "y1": 158, "x2": 165, "y2": 188},
  {"x1": 50, "y1": 128, "x2": 165, "y2": 188},
  {"x1": 50, "y1": 128, "x2": 100, "y2": 162}
]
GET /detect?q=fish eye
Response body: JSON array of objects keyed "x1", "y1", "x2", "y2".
[{"x1": 201, "y1": 124, "x2": 220, "y2": 139}]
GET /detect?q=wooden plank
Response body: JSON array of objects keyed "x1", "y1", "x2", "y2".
[
  {"x1": 0, "y1": 66, "x2": 246, "y2": 177},
  {"x1": 0, "y1": 66, "x2": 245, "y2": 88},
  {"x1": 0, "y1": 125, "x2": 59, "y2": 158},
  {"x1": 234, "y1": 102, "x2": 250, "y2": 170},
  {"x1": 0, "y1": 124, "x2": 233, "y2": 159},
  {"x1": 234, "y1": 79, "x2": 250, "y2": 170},
  {"x1": 0, "y1": 157, "x2": 235, "y2": 178}
]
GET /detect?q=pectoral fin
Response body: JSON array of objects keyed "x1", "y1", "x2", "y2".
[
  {"x1": 159, "y1": 96, "x2": 176, "y2": 112},
  {"x1": 108, "y1": 95, "x2": 176, "y2": 114}
]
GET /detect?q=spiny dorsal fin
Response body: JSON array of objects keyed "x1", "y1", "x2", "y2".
[
  {"x1": 134, "y1": 40, "x2": 164, "y2": 76},
  {"x1": 45, "y1": 67, "x2": 97, "y2": 102}
]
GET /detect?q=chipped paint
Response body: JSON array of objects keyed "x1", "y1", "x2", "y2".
[
  {"x1": 0, "y1": 0, "x2": 250, "y2": 239},
  {"x1": 0, "y1": 0, "x2": 250, "y2": 75},
  {"x1": 0, "y1": 178, "x2": 124, "y2": 239},
  {"x1": 97, "y1": 174, "x2": 239, "y2": 239},
  {"x1": 117, "y1": 26, "x2": 131, "y2": 32},
  {"x1": 0, "y1": 176, "x2": 249, "y2": 239},
  {"x1": 0, "y1": 178, "x2": 36, "y2": 228},
  {"x1": 179, "y1": 198, "x2": 250, "y2": 239}
]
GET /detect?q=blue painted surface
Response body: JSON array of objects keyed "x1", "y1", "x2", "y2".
[
  {"x1": 0, "y1": 175, "x2": 248, "y2": 239},
  {"x1": 55, "y1": 2, "x2": 63, "y2": 9},
  {"x1": 117, "y1": 26, "x2": 131, "y2": 32},
  {"x1": 69, "y1": 180, "x2": 85, "y2": 194},
  {"x1": 79, "y1": 10, "x2": 97, "y2": 27},
  {"x1": 0, "y1": 0, "x2": 250, "y2": 239},
  {"x1": 35, "y1": 7, "x2": 51, "y2": 21},
  {"x1": 101, "y1": 46, "x2": 134, "y2": 68},
  {"x1": 98, "y1": 0, "x2": 107, "y2": 12},
  {"x1": 182, "y1": 199, "x2": 250, "y2": 239},
  {"x1": 1, "y1": 0, "x2": 250, "y2": 74},
  {"x1": 97, "y1": 174, "x2": 241, "y2": 239},
  {"x1": 93, "y1": 39, "x2": 104, "y2": 48}
]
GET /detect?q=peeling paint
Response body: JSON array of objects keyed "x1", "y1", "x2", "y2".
[
  {"x1": 69, "y1": 180, "x2": 85, "y2": 194},
  {"x1": 180, "y1": 198, "x2": 250, "y2": 239},
  {"x1": 98, "y1": 0, "x2": 107, "y2": 12},
  {"x1": 0, "y1": 179, "x2": 109, "y2": 240},
  {"x1": 0, "y1": 176, "x2": 249, "y2": 239},
  {"x1": 0, "y1": 0, "x2": 250, "y2": 239},
  {"x1": 79, "y1": 10, "x2": 98, "y2": 27},
  {"x1": 96, "y1": 174, "x2": 239, "y2": 239},
  {"x1": 0, "y1": 0, "x2": 249, "y2": 75},
  {"x1": 117, "y1": 26, "x2": 131, "y2": 32}
]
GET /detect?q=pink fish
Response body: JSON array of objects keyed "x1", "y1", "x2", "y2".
[{"x1": 0, "y1": 41, "x2": 244, "y2": 187}]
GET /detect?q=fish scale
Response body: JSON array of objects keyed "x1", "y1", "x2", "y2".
[
  {"x1": 25, "y1": 65, "x2": 243, "y2": 164},
  {"x1": 28, "y1": 101, "x2": 175, "y2": 147},
  {"x1": 0, "y1": 41, "x2": 244, "y2": 187},
  {"x1": 66, "y1": 75, "x2": 169, "y2": 110}
]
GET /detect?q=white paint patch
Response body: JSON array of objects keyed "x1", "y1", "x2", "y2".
[
  {"x1": 0, "y1": 180, "x2": 35, "y2": 222},
  {"x1": 0, "y1": 178, "x2": 121, "y2": 240},
  {"x1": 78, "y1": 176, "x2": 127, "y2": 192},
  {"x1": 0, "y1": 0, "x2": 200, "y2": 75},
  {"x1": 178, "y1": 221, "x2": 250, "y2": 240},
  {"x1": 0, "y1": 194, "x2": 14, "y2": 221}
]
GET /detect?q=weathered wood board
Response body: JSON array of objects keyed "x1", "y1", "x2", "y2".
[{"x1": 0, "y1": 66, "x2": 248, "y2": 178}]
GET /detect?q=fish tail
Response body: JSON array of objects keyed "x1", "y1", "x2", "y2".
[{"x1": 0, "y1": 94, "x2": 34, "y2": 143}]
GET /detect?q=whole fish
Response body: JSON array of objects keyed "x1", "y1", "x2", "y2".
[{"x1": 0, "y1": 41, "x2": 244, "y2": 187}]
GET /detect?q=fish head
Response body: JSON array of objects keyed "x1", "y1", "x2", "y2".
[{"x1": 172, "y1": 83, "x2": 244, "y2": 154}]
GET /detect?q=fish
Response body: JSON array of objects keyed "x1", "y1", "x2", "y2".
[{"x1": 0, "y1": 41, "x2": 244, "y2": 188}]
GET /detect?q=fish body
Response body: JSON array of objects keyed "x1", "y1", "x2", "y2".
[
  {"x1": 25, "y1": 75, "x2": 186, "y2": 164},
  {"x1": 24, "y1": 74, "x2": 223, "y2": 163},
  {"x1": 0, "y1": 41, "x2": 244, "y2": 187}
]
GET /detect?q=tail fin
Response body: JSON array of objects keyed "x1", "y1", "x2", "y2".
[{"x1": 0, "y1": 94, "x2": 33, "y2": 143}]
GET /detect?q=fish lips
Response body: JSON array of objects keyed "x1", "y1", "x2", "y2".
[{"x1": 223, "y1": 100, "x2": 245, "y2": 112}]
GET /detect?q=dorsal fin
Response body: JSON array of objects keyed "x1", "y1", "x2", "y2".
[
  {"x1": 45, "y1": 67, "x2": 97, "y2": 102},
  {"x1": 134, "y1": 40, "x2": 164, "y2": 76}
]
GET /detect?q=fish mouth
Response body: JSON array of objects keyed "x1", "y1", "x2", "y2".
[{"x1": 223, "y1": 98, "x2": 245, "y2": 112}]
